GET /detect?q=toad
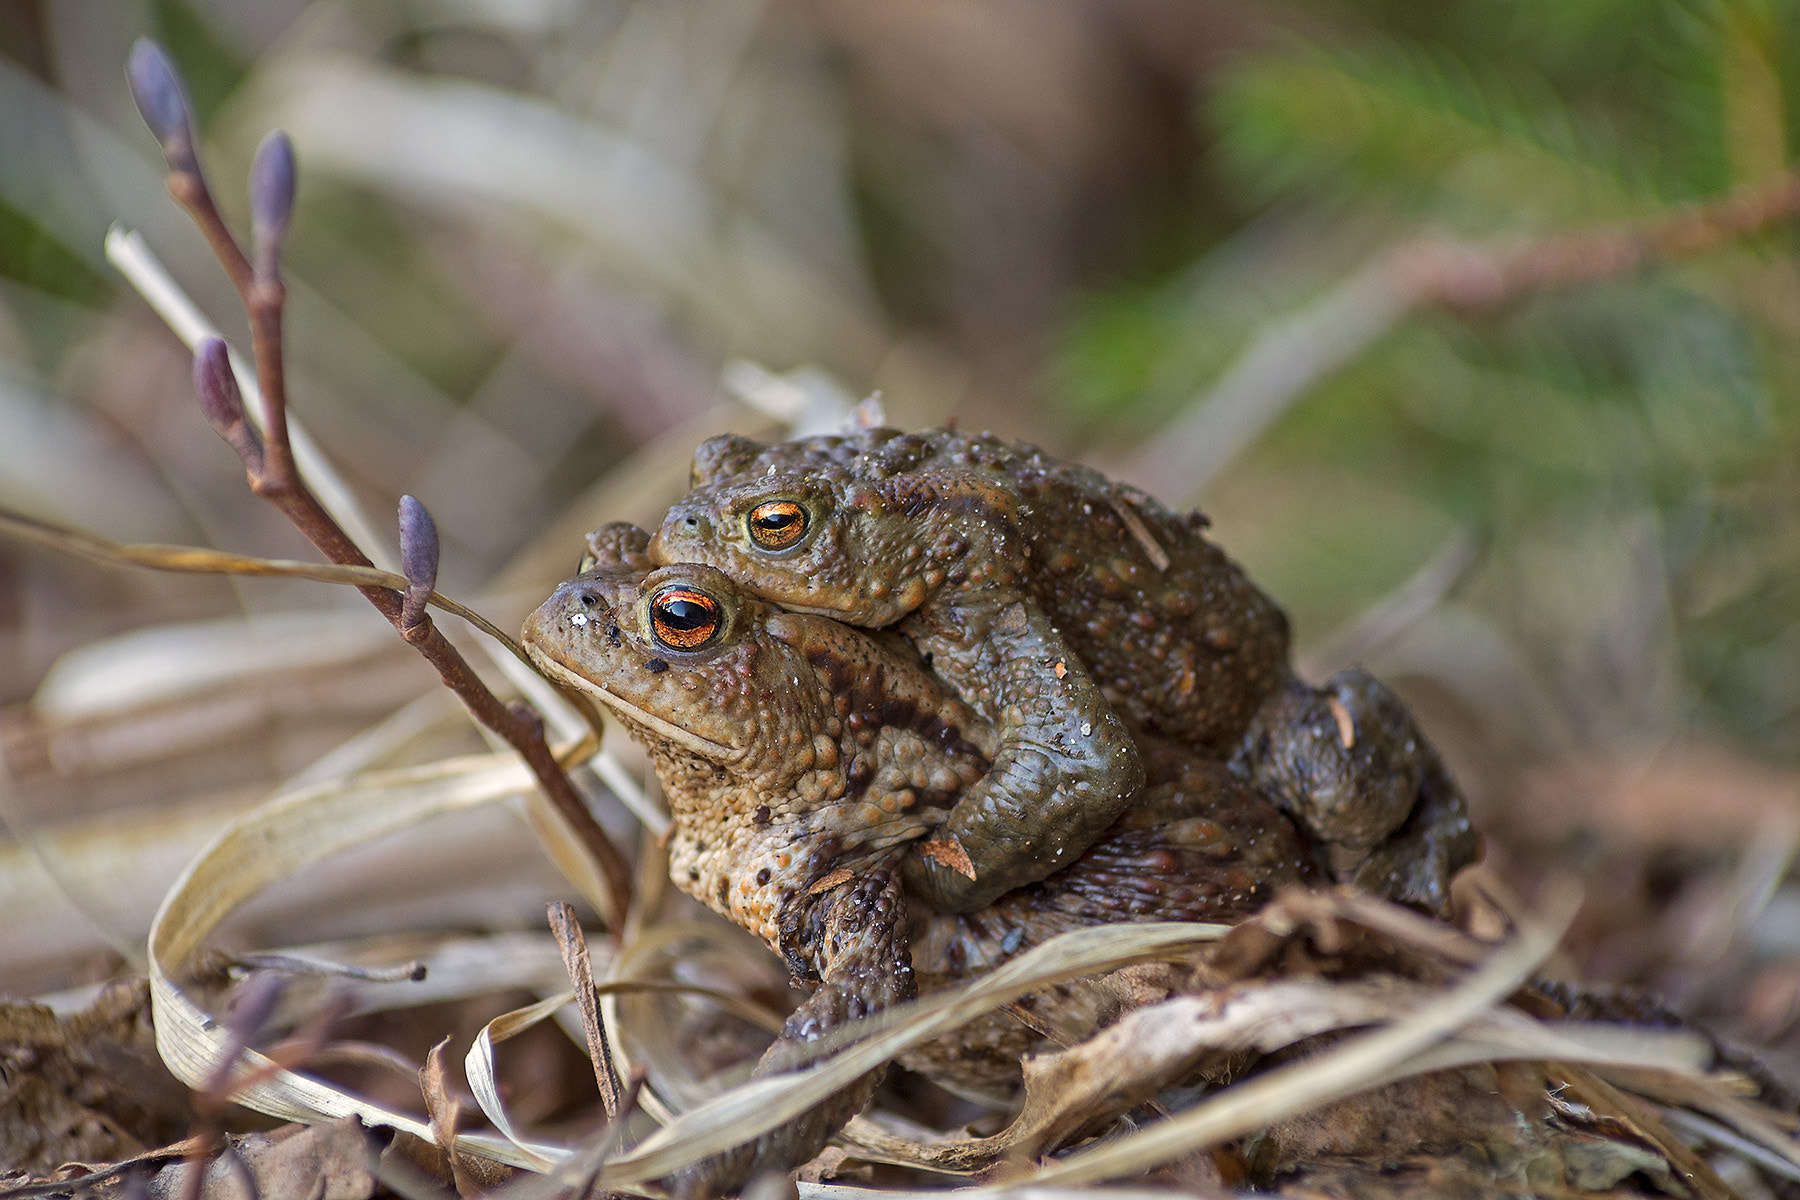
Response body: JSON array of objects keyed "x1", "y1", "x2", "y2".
[
  {"x1": 523, "y1": 524, "x2": 1311, "y2": 1194},
  {"x1": 650, "y1": 427, "x2": 1475, "y2": 912}
]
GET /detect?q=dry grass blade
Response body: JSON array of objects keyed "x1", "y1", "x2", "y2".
[
  {"x1": 1660, "y1": 1109, "x2": 1800, "y2": 1186},
  {"x1": 147, "y1": 751, "x2": 566, "y2": 1170},
  {"x1": 590, "y1": 922, "x2": 1228, "y2": 1188},
  {"x1": 842, "y1": 981, "x2": 1712, "y2": 1177},
  {"x1": 0, "y1": 506, "x2": 537, "y2": 672},
  {"x1": 1597, "y1": 1065, "x2": 1800, "y2": 1175},
  {"x1": 464, "y1": 991, "x2": 576, "y2": 1170},
  {"x1": 1017, "y1": 879, "x2": 1582, "y2": 1187},
  {"x1": 1550, "y1": 1063, "x2": 1738, "y2": 1200}
]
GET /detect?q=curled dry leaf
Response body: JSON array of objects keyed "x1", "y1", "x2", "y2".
[
  {"x1": 146, "y1": 752, "x2": 561, "y2": 1170},
  {"x1": 463, "y1": 991, "x2": 576, "y2": 1170}
]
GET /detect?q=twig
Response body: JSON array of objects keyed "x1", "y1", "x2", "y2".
[
  {"x1": 547, "y1": 901, "x2": 626, "y2": 1119},
  {"x1": 103, "y1": 226, "x2": 397, "y2": 570},
  {"x1": 1124, "y1": 167, "x2": 1800, "y2": 507},
  {"x1": 125, "y1": 39, "x2": 632, "y2": 927}
]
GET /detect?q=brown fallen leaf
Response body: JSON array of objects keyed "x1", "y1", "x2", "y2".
[
  {"x1": 919, "y1": 836, "x2": 977, "y2": 880},
  {"x1": 420, "y1": 1039, "x2": 475, "y2": 1198},
  {"x1": 0, "y1": 980, "x2": 193, "y2": 1173},
  {"x1": 144, "y1": 1119, "x2": 380, "y2": 1200}
]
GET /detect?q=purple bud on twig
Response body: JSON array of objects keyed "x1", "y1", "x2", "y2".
[
  {"x1": 225, "y1": 971, "x2": 286, "y2": 1045},
  {"x1": 126, "y1": 39, "x2": 198, "y2": 175},
  {"x1": 193, "y1": 337, "x2": 265, "y2": 472},
  {"x1": 204, "y1": 970, "x2": 285, "y2": 1094},
  {"x1": 398, "y1": 495, "x2": 439, "y2": 632},
  {"x1": 250, "y1": 132, "x2": 297, "y2": 275}
]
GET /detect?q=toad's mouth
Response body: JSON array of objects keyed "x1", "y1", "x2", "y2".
[{"x1": 524, "y1": 642, "x2": 740, "y2": 764}]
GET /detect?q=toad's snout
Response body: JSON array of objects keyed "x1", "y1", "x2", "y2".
[{"x1": 522, "y1": 576, "x2": 624, "y2": 653}]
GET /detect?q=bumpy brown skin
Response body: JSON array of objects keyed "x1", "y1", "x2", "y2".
[
  {"x1": 523, "y1": 526, "x2": 1310, "y2": 1193},
  {"x1": 655, "y1": 428, "x2": 1481, "y2": 917},
  {"x1": 652, "y1": 428, "x2": 1293, "y2": 912}
]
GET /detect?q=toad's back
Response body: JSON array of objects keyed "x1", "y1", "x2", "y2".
[
  {"x1": 729, "y1": 427, "x2": 1294, "y2": 753},
  {"x1": 993, "y1": 440, "x2": 1292, "y2": 753}
]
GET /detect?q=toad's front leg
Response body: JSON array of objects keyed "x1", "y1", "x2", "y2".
[
  {"x1": 664, "y1": 869, "x2": 914, "y2": 1199},
  {"x1": 902, "y1": 595, "x2": 1144, "y2": 913}
]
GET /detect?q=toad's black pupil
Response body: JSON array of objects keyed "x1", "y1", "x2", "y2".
[
  {"x1": 660, "y1": 598, "x2": 712, "y2": 629},
  {"x1": 754, "y1": 512, "x2": 797, "y2": 531}
]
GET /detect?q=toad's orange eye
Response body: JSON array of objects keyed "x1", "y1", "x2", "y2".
[
  {"x1": 649, "y1": 586, "x2": 722, "y2": 651},
  {"x1": 746, "y1": 500, "x2": 808, "y2": 551}
]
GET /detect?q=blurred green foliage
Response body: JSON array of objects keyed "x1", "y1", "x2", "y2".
[
  {"x1": 1056, "y1": 0, "x2": 1800, "y2": 755},
  {"x1": 0, "y1": 197, "x2": 110, "y2": 306},
  {"x1": 2, "y1": 0, "x2": 1797, "y2": 760}
]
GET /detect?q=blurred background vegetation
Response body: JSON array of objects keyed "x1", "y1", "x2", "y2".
[{"x1": 3, "y1": 0, "x2": 1800, "y2": 1044}]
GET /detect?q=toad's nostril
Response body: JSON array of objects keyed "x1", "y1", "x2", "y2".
[
  {"x1": 683, "y1": 516, "x2": 699, "y2": 529},
  {"x1": 575, "y1": 589, "x2": 598, "y2": 608}
]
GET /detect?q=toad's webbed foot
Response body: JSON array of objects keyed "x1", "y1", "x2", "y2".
[
  {"x1": 1343, "y1": 759, "x2": 1478, "y2": 914},
  {"x1": 903, "y1": 599, "x2": 1144, "y2": 913},
  {"x1": 664, "y1": 870, "x2": 914, "y2": 1199},
  {"x1": 1236, "y1": 669, "x2": 1477, "y2": 913}
]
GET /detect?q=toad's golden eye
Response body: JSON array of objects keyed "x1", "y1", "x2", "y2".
[
  {"x1": 649, "y1": 586, "x2": 722, "y2": 651},
  {"x1": 746, "y1": 500, "x2": 808, "y2": 551}
]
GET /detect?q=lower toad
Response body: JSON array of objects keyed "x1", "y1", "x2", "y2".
[{"x1": 523, "y1": 525, "x2": 1312, "y2": 1194}]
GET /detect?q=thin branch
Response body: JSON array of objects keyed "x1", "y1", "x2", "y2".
[
  {"x1": 1124, "y1": 166, "x2": 1800, "y2": 508},
  {"x1": 103, "y1": 227, "x2": 398, "y2": 570},
  {"x1": 128, "y1": 40, "x2": 252, "y2": 296},
  {"x1": 124, "y1": 40, "x2": 632, "y2": 926},
  {"x1": 547, "y1": 902, "x2": 626, "y2": 1119},
  {"x1": 248, "y1": 132, "x2": 299, "y2": 490}
]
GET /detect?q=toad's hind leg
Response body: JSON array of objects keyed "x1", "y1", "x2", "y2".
[
  {"x1": 1234, "y1": 668, "x2": 1478, "y2": 913},
  {"x1": 663, "y1": 870, "x2": 914, "y2": 1199},
  {"x1": 903, "y1": 597, "x2": 1144, "y2": 914}
]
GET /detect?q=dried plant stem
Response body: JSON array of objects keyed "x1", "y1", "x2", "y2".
[
  {"x1": 165, "y1": 170, "x2": 253, "y2": 296},
  {"x1": 547, "y1": 902, "x2": 626, "y2": 1119},
  {"x1": 124, "y1": 43, "x2": 631, "y2": 926}
]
